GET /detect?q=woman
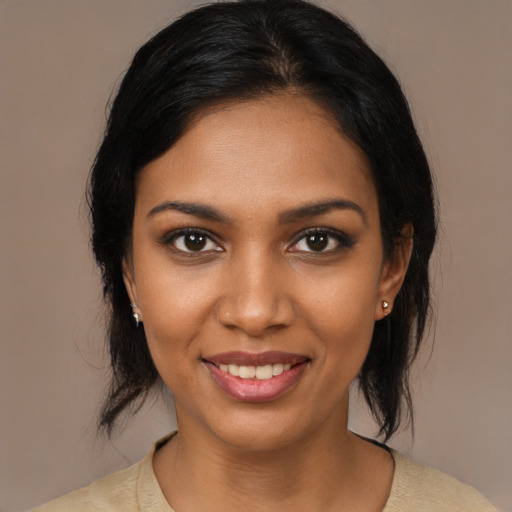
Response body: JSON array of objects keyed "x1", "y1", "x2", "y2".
[{"x1": 35, "y1": 0, "x2": 497, "y2": 510}]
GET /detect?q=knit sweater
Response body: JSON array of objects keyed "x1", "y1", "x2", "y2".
[{"x1": 34, "y1": 436, "x2": 497, "y2": 512}]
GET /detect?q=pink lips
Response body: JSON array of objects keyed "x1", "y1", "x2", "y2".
[{"x1": 203, "y1": 351, "x2": 310, "y2": 403}]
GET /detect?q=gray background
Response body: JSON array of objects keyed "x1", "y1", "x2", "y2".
[{"x1": 1, "y1": 1, "x2": 511, "y2": 510}]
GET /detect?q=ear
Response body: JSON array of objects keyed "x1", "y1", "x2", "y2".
[
  {"x1": 122, "y1": 256, "x2": 140, "y2": 310},
  {"x1": 375, "y1": 224, "x2": 414, "y2": 321}
]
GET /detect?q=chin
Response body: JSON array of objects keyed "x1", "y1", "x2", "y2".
[
  {"x1": 201, "y1": 404, "x2": 327, "y2": 454},
  {"x1": 217, "y1": 425, "x2": 302, "y2": 453}
]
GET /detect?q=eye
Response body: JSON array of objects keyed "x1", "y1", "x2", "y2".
[
  {"x1": 289, "y1": 229, "x2": 354, "y2": 253},
  {"x1": 168, "y1": 230, "x2": 222, "y2": 253}
]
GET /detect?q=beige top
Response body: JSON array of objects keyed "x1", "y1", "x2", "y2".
[{"x1": 33, "y1": 435, "x2": 497, "y2": 512}]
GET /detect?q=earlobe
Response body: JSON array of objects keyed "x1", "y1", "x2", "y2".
[
  {"x1": 375, "y1": 224, "x2": 414, "y2": 321},
  {"x1": 122, "y1": 257, "x2": 144, "y2": 326}
]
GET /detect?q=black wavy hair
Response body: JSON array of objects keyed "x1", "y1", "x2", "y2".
[{"x1": 90, "y1": 0, "x2": 437, "y2": 440}]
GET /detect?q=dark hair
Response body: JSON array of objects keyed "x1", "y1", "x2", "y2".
[{"x1": 90, "y1": 0, "x2": 436, "y2": 440}]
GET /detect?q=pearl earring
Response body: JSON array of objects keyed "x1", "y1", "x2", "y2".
[
  {"x1": 131, "y1": 303, "x2": 142, "y2": 327},
  {"x1": 382, "y1": 300, "x2": 390, "y2": 310}
]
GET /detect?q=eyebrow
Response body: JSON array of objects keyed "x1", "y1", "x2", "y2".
[
  {"x1": 147, "y1": 198, "x2": 366, "y2": 225},
  {"x1": 147, "y1": 201, "x2": 231, "y2": 223},
  {"x1": 278, "y1": 199, "x2": 367, "y2": 225}
]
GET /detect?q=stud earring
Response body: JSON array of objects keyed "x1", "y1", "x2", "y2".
[
  {"x1": 131, "y1": 303, "x2": 142, "y2": 327},
  {"x1": 382, "y1": 300, "x2": 390, "y2": 310}
]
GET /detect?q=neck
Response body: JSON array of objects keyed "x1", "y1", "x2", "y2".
[{"x1": 153, "y1": 403, "x2": 393, "y2": 512}]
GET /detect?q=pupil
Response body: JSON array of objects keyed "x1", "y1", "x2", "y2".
[
  {"x1": 185, "y1": 233, "x2": 206, "y2": 251},
  {"x1": 307, "y1": 233, "x2": 328, "y2": 251}
]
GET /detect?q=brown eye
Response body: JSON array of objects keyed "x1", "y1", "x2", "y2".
[
  {"x1": 171, "y1": 231, "x2": 221, "y2": 253},
  {"x1": 306, "y1": 233, "x2": 328, "y2": 251},
  {"x1": 289, "y1": 229, "x2": 354, "y2": 254},
  {"x1": 184, "y1": 233, "x2": 207, "y2": 251}
]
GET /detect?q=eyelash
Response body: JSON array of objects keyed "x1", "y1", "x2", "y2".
[
  {"x1": 289, "y1": 227, "x2": 355, "y2": 254},
  {"x1": 159, "y1": 227, "x2": 355, "y2": 255},
  {"x1": 160, "y1": 228, "x2": 222, "y2": 254}
]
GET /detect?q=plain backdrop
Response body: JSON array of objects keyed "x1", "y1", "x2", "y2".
[{"x1": 1, "y1": 1, "x2": 511, "y2": 511}]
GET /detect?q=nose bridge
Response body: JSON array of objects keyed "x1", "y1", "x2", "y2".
[{"x1": 216, "y1": 244, "x2": 294, "y2": 335}]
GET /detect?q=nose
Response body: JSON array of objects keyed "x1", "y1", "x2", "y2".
[{"x1": 215, "y1": 251, "x2": 295, "y2": 337}]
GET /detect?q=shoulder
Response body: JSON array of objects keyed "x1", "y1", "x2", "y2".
[
  {"x1": 384, "y1": 450, "x2": 498, "y2": 512},
  {"x1": 31, "y1": 433, "x2": 176, "y2": 512},
  {"x1": 31, "y1": 461, "x2": 143, "y2": 512}
]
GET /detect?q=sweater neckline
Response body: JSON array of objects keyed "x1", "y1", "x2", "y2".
[{"x1": 137, "y1": 432, "x2": 401, "y2": 512}]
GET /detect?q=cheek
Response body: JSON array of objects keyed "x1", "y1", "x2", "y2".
[
  {"x1": 136, "y1": 240, "x2": 217, "y2": 317},
  {"x1": 140, "y1": 279, "x2": 215, "y2": 348},
  {"x1": 299, "y1": 261, "x2": 381, "y2": 367},
  {"x1": 133, "y1": 253, "x2": 220, "y2": 377}
]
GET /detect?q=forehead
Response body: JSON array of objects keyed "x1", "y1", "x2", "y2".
[{"x1": 136, "y1": 94, "x2": 378, "y2": 221}]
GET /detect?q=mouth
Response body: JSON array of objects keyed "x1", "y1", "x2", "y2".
[
  {"x1": 216, "y1": 362, "x2": 292, "y2": 380},
  {"x1": 202, "y1": 351, "x2": 310, "y2": 402}
]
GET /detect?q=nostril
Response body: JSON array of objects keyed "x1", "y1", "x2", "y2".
[{"x1": 215, "y1": 294, "x2": 294, "y2": 335}]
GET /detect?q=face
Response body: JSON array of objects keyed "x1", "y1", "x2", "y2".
[{"x1": 124, "y1": 95, "x2": 409, "y2": 451}]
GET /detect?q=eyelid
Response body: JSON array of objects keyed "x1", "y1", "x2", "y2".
[
  {"x1": 158, "y1": 226, "x2": 354, "y2": 254},
  {"x1": 159, "y1": 227, "x2": 223, "y2": 253},
  {"x1": 288, "y1": 227, "x2": 356, "y2": 253}
]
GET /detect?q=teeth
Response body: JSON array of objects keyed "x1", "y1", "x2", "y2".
[
  {"x1": 255, "y1": 364, "x2": 273, "y2": 380},
  {"x1": 239, "y1": 365, "x2": 256, "y2": 378},
  {"x1": 228, "y1": 364, "x2": 239, "y2": 377},
  {"x1": 272, "y1": 363, "x2": 284, "y2": 376},
  {"x1": 217, "y1": 362, "x2": 295, "y2": 380}
]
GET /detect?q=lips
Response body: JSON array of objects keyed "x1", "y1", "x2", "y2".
[{"x1": 203, "y1": 351, "x2": 310, "y2": 402}]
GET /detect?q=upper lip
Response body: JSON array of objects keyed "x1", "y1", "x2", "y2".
[{"x1": 204, "y1": 351, "x2": 309, "y2": 366}]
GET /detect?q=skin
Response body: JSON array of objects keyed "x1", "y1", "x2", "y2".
[{"x1": 123, "y1": 94, "x2": 413, "y2": 511}]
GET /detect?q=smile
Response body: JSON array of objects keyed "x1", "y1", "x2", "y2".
[
  {"x1": 217, "y1": 363, "x2": 292, "y2": 380},
  {"x1": 203, "y1": 351, "x2": 310, "y2": 402}
]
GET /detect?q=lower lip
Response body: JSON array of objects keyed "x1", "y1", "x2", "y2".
[{"x1": 205, "y1": 361, "x2": 309, "y2": 403}]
